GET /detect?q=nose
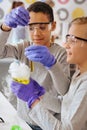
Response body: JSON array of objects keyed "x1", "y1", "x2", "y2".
[
  {"x1": 62, "y1": 42, "x2": 66, "y2": 47},
  {"x1": 33, "y1": 28, "x2": 41, "y2": 35},
  {"x1": 63, "y1": 42, "x2": 70, "y2": 49}
]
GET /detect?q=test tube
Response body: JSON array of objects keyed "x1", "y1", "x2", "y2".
[{"x1": 29, "y1": 61, "x2": 34, "y2": 72}]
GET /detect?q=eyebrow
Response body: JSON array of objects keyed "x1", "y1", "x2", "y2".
[
  {"x1": 28, "y1": 22, "x2": 51, "y2": 26},
  {"x1": 66, "y1": 34, "x2": 87, "y2": 42}
]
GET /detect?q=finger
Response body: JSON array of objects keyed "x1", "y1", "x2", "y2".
[
  {"x1": 17, "y1": 7, "x2": 29, "y2": 19},
  {"x1": 12, "y1": 11, "x2": 29, "y2": 26}
]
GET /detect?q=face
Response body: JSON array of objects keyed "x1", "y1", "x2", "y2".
[
  {"x1": 28, "y1": 12, "x2": 56, "y2": 47},
  {"x1": 64, "y1": 24, "x2": 87, "y2": 67}
]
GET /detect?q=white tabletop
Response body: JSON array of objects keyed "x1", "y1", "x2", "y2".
[{"x1": 0, "y1": 92, "x2": 32, "y2": 130}]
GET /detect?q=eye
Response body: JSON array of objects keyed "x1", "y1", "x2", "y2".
[
  {"x1": 71, "y1": 39, "x2": 75, "y2": 43},
  {"x1": 66, "y1": 37, "x2": 75, "y2": 45},
  {"x1": 29, "y1": 25, "x2": 34, "y2": 31},
  {"x1": 39, "y1": 24, "x2": 47, "y2": 30}
]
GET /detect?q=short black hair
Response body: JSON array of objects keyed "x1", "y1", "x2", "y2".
[{"x1": 27, "y1": 1, "x2": 54, "y2": 22}]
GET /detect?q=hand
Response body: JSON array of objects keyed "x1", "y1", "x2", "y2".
[
  {"x1": 11, "y1": 78, "x2": 45, "y2": 108},
  {"x1": 25, "y1": 45, "x2": 56, "y2": 68},
  {"x1": 4, "y1": 6, "x2": 29, "y2": 28}
]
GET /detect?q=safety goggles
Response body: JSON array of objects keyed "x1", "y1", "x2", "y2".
[
  {"x1": 28, "y1": 22, "x2": 51, "y2": 32},
  {"x1": 66, "y1": 34, "x2": 87, "y2": 45}
]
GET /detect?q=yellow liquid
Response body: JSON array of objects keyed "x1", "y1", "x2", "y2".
[{"x1": 13, "y1": 78, "x2": 30, "y2": 84}]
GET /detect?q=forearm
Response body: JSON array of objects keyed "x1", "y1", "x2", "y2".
[
  {"x1": 0, "y1": 26, "x2": 21, "y2": 59},
  {"x1": 30, "y1": 99, "x2": 72, "y2": 130},
  {"x1": 31, "y1": 93, "x2": 61, "y2": 113},
  {"x1": 30, "y1": 100, "x2": 61, "y2": 130},
  {"x1": 0, "y1": 25, "x2": 12, "y2": 58}
]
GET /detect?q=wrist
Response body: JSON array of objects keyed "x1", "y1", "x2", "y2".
[
  {"x1": 0, "y1": 24, "x2": 11, "y2": 32},
  {"x1": 31, "y1": 96, "x2": 43, "y2": 108},
  {"x1": 46, "y1": 56, "x2": 56, "y2": 68},
  {"x1": 31, "y1": 99, "x2": 40, "y2": 108}
]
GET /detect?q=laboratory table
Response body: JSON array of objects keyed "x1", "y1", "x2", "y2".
[{"x1": 0, "y1": 92, "x2": 32, "y2": 130}]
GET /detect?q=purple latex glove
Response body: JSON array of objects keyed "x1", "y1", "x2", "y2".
[
  {"x1": 11, "y1": 78, "x2": 45, "y2": 108},
  {"x1": 25, "y1": 45, "x2": 56, "y2": 68},
  {"x1": 4, "y1": 6, "x2": 29, "y2": 28}
]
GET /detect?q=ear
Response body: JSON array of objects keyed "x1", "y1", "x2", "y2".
[{"x1": 51, "y1": 21, "x2": 56, "y2": 31}]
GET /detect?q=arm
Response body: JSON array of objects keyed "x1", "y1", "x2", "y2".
[
  {"x1": 0, "y1": 7, "x2": 29, "y2": 59},
  {"x1": 0, "y1": 24, "x2": 11, "y2": 57},
  {"x1": 9, "y1": 61, "x2": 61, "y2": 113},
  {"x1": 29, "y1": 81, "x2": 87, "y2": 130},
  {"x1": 29, "y1": 100, "x2": 61, "y2": 130},
  {"x1": 32, "y1": 92, "x2": 61, "y2": 113},
  {"x1": 25, "y1": 45, "x2": 70, "y2": 95}
]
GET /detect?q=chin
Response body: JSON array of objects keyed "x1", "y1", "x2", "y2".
[
  {"x1": 67, "y1": 58, "x2": 73, "y2": 64},
  {"x1": 34, "y1": 41, "x2": 43, "y2": 45},
  {"x1": 67, "y1": 59, "x2": 76, "y2": 64},
  {"x1": 35, "y1": 43, "x2": 40, "y2": 45}
]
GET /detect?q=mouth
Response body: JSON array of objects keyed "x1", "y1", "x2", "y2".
[
  {"x1": 33, "y1": 38, "x2": 43, "y2": 43},
  {"x1": 34, "y1": 39, "x2": 43, "y2": 40},
  {"x1": 67, "y1": 50, "x2": 72, "y2": 55},
  {"x1": 67, "y1": 51, "x2": 73, "y2": 58}
]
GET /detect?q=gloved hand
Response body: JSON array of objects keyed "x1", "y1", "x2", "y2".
[
  {"x1": 4, "y1": 6, "x2": 29, "y2": 28},
  {"x1": 11, "y1": 78, "x2": 45, "y2": 108},
  {"x1": 25, "y1": 45, "x2": 56, "y2": 68}
]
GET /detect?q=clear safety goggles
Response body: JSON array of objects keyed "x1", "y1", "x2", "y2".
[
  {"x1": 66, "y1": 34, "x2": 87, "y2": 45},
  {"x1": 28, "y1": 22, "x2": 52, "y2": 32}
]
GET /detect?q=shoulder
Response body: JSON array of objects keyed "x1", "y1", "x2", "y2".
[
  {"x1": 51, "y1": 43, "x2": 66, "y2": 52},
  {"x1": 72, "y1": 71, "x2": 87, "y2": 91}
]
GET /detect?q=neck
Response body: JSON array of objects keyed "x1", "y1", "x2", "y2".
[
  {"x1": 45, "y1": 42, "x2": 52, "y2": 47},
  {"x1": 78, "y1": 63, "x2": 87, "y2": 74}
]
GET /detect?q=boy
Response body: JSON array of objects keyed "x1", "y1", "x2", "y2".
[{"x1": 0, "y1": 1, "x2": 70, "y2": 130}]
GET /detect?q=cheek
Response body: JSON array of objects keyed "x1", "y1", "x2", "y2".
[
  {"x1": 43, "y1": 32, "x2": 51, "y2": 41},
  {"x1": 67, "y1": 47, "x2": 86, "y2": 64},
  {"x1": 66, "y1": 48, "x2": 79, "y2": 63}
]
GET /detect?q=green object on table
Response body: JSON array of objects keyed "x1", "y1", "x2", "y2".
[{"x1": 11, "y1": 125, "x2": 22, "y2": 130}]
